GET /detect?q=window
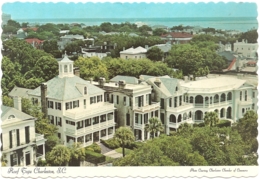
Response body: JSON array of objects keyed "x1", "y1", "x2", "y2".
[
  {"x1": 125, "y1": 56, "x2": 128, "y2": 59},
  {"x1": 85, "y1": 134, "x2": 92, "y2": 143},
  {"x1": 245, "y1": 90, "x2": 247, "y2": 101},
  {"x1": 160, "y1": 113, "x2": 165, "y2": 124},
  {"x1": 64, "y1": 65, "x2": 68, "y2": 72},
  {"x1": 129, "y1": 97, "x2": 132, "y2": 107},
  {"x1": 56, "y1": 117, "x2": 62, "y2": 127},
  {"x1": 135, "y1": 113, "x2": 138, "y2": 123},
  {"x1": 77, "y1": 121, "x2": 84, "y2": 129},
  {"x1": 111, "y1": 95, "x2": 114, "y2": 103},
  {"x1": 55, "y1": 102, "x2": 61, "y2": 110},
  {"x1": 242, "y1": 108, "x2": 245, "y2": 114},
  {"x1": 252, "y1": 91, "x2": 255, "y2": 98},
  {"x1": 97, "y1": 95, "x2": 101, "y2": 102},
  {"x1": 155, "y1": 110, "x2": 158, "y2": 117},
  {"x1": 32, "y1": 98, "x2": 38, "y2": 105},
  {"x1": 84, "y1": 99, "x2": 86, "y2": 109},
  {"x1": 85, "y1": 119, "x2": 91, "y2": 127},
  {"x1": 116, "y1": 95, "x2": 119, "y2": 104},
  {"x1": 25, "y1": 126, "x2": 30, "y2": 144},
  {"x1": 252, "y1": 103, "x2": 255, "y2": 110},
  {"x1": 179, "y1": 96, "x2": 182, "y2": 106},
  {"x1": 126, "y1": 114, "x2": 130, "y2": 126},
  {"x1": 57, "y1": 133, "x2": 61, "y2": 139},
  {"x1": 161, "y1": 98, "x2": 165, "y2": 109},
  {"x1": 106, "y1": 93, "x2": 109, "y2": 102},
  {"x1": 100, "y1": 114, "x2": 106, "y2": 122},
  {"x1": 90, "y1": 97, "x2": 94, "y2": 104},
  {"x1": 93, "y1": 117, "x2": 99, "y2": 125},
  {"x1": 146, "y1": 94, "x2": 149, "y2": 105},
  {"x1": 73, "y1": 100, "x2": 79, "y2": 108},
  {"x1": 169, "y1": 98, "x2": 172, "y2": 107},
  {"x1": 66, "y1": 120, "x2": 75, "y2": 126},
  {"x1": 174, "y1": 97, "x2": 177, "y2": 107},
  {"x1": 176, "y1": 86, "x2": 178, "y2": 91},
  {"x1": 48, "y1": 101, "x2": 53, "y2": 109},
  {"x1": 84, "y1": 87, "x2": 87, "y2": 94},
  {"x1": 48, "y1": 115, "x2": 54, "y2": 124},
  {"x1": 240, "y1": 91, "x2": 242, "y2": 101},
  {"x1": 124, "y1": 96, "x2": 126, "y2": 106}
]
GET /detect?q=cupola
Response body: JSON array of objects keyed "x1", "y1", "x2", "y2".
[{"x1": 58, "y1": 52, "x2": 74, "y2": 78}]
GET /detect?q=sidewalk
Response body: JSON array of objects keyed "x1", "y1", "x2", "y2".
[{"x1": 98, "y1": 143, "x2": 123, "y2": 158}]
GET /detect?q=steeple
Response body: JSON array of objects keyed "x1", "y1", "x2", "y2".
[{"x1": 58, "y1": 51, "x2": 74, "y2": 78}]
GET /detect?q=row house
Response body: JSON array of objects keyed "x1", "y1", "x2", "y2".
[
  {"x1": 93, "y1": 76, "x2": 160, "y2": 140},
  {"x1": 140, "y1": 75, "x2": 257, "y2": 134},
  {"x1": 1, "y1": 97, "x2": 46, "y2": 166},
  {"x1": 27, "y1": 54, "x2": 116, "y2": 147}
]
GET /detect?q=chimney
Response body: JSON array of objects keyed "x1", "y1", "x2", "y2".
[
  {"x1": 98, "y1": 77, "x2": 105, "y2": 87},
  {"x1": 41, "y1": 83, "x2": 48, "y2": 117},
  {"x1": 90, "y1": 78, "x2": 93, "y2": 84},
  {"x1": 74, "y1": 67, "x2": 80, "y2": 77},
  {"x1": 145, "y1": 45, "x2": 149, "y2": 49},
  {"x1": 184, "y1": 76, "x2": 189, "y2": 83},
  {"x1": 13, "y1": 96, "x2": 22, "y2": 111},
  {"x1": 118, "y1": 80, "x2": 126, "y2": 89},
  {"x1": 154, "y1": 78, "x2": 161, "y2": 87}
]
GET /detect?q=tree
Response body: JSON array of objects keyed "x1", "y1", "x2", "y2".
[
  {"x1": 114, "y1": 127, "x2": 135, "y2": 157},
  {"x1": 74, "y1": 56, "x2": 109, "y2": 81},
  {"x1": 100, "y1": 22, "x2": 113, "y2": 32},
  {"x1": 68, "y1": 143, "x2": 86, "y2": 166},
  {"x1": 144, "y1": 117, "x2": 164, "y2": 139},
  {"x1": 203, "y1": 111, "x2": 220, "y2": 128},
  {"x1": 146, "y1": 47, "x2": 164, "y2": 61},
  {"x1": 46, "y1": 145, "x2": 71, "y2": 166},
  {"x1": 2, "y1": 95, "x2": 14, "y2": 107},
  {"x1": 238, "y1": 29, "x2": 258, "y2": 43},
  {"x1": 153, "y1": 28, "x2": 167, "y2": 36}
]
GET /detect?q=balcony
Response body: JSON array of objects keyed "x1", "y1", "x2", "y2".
[
  {"x1": 134, "y1": 123, "x2": 144, "y2": 130},
  {"x1": 194, "y1": 100, "x2": 233, "y2": 108},
  {"x1": 134, "y1": 102, "x2": 160, "y2": 113},
  {"x1": 65, "y1": 119, "x2": 115, "y2": 136},
  {"x1": 238, "y1": 98, "x2": 253, "y2": 106},
  {"x1": 168, "y1": 103, "x2": 194, "y2": 113},
  {"x1": 168, "y1": 118, "x2": 193, "y2": 129},
  {"x1": 65, "y1": 103, "x2": 115, "y2": 120}
]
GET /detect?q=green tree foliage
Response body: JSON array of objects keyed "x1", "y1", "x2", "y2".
[
  {"x1": 165, "y1": 43, "x2": 227, "y2": 78},
  {"x1": 2, "y1": 38, "x2": 58, "y2": 94},
  {"x1": 100, "y1": 22, "x2": 113, "y2": 32},
  {"x1": 234, "y1": 110, "x2": 258, "y2": 153},
  {"x1": 114, "y1": 127, "x2": 135, "y2": 157},
  {"x1": 46, "y1": 145, "x2": 71, "y2": 166},
  {"x1": 153, "y1": 28, "x2": 167, "y2": 36},
  {"x1": 144, "y1": 117, "x2": 164, "y2": 139},
  {"x1": 68, "y1": 143, "x2": 86, "y2": 166},
  {"x1": 37, "y1": 23, "x2": 60, "y2": 36},
  {"x1": 146, "y1": 46, "x2": 164, "y2": 61},
  {"x1": 74, "y1": 56, "x2": 109, "y2": 81},
  {"x1": 204, "y1": 111, "x2": 220, "y2": 128},
  {"x1": 238, "y1": 29, "x2": 258, "y2": 43},
  {"x1": 2, "y1": 20, "x2": 21, "y2": 33},
  {"x1": 2, "y1": 96, "x2": 14, "y2": 107},
  {"x1": 102, "y1": 57, "x2": 182, "y2": 79}
]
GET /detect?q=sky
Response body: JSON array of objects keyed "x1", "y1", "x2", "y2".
[{"x1": 1, "y1": 1, "x2": 258, "y2": 19}]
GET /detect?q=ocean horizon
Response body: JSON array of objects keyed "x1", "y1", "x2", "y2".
[{"x1": 14, "y1": 17, "x2": 258, "y2": 32}]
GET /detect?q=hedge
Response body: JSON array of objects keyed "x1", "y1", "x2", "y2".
[
  {"x1": 216, "y1": 120, "x2": 231, "y2": 128},
  {"x1": 101, "y1": 138, "x2": 142, "y2": 150},
  {"x1": 85, "y1": 143, "x2": 101, "y2": 153},
  {"x1": 85, "y1": 150, "x2": 106, "y2": 164}
]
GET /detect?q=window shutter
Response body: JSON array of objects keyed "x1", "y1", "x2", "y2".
[
  {"x1": 16, "y1": 129, "x2": 20, "y2": 146},
  {"x1": 25, "y1": 126, "x2": 30, "y2": 144},
  {"x1": 10, "y1": 154, "x2": 14, "y2": 166},
  {"x1": 0, "y1": 133, "x2": 3, "y2": 151},
  {"x1": 9, "y1": 131, "x2": 12, "y2": 148},
  {"x1": 149, "y1": 94, "x2": 152, "y2": 105},
  {"x1": 60, "y1": 118, "x2": 62, "y2": 126}
]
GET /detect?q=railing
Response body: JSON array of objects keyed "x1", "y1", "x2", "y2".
[
  {"x1": 182, "y1": 85, "x2": 235, "y2": 92},
  {"x1": 35, "y1": 133, "x2": 44, "y2": 141},
  {"x1": 168, "y1": 103, "x2": 194, "y2": 112},
  {"x1": 239, "y1": 98, "x2": 253, "y2": 105},
  {"x1": 169, "y1": 118, "x2": 194, "y2": 128},
  {"x1": 194, "y1": 100, "x2": 232, "y2": 108},
  {"x1": 134, "y1": 123, "x2": 144, "y2": 129},
  {"x1": 65, "y1": 103, "x2": 115, "y2": 119},
  {"x1": 66, "y1": 120, "x2": 115, "y2": 135},
  {"x1": 134, "y1": 102, "x2": 160, "y2": 112}
]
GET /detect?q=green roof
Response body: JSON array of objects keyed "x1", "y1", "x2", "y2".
[
  {"x1": 110, "y1": 75, "x2": 139, "y2": 84},
  {"x1": 1, "y1": 105, "x2": 34, "y2": 122},
  {"x1": 28, "y1": 76, "x2": 104, "y2": 101}
]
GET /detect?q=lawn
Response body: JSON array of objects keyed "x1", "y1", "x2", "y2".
[{"x1": 115, "y1": 147, "x2": 133, "y2": 155}]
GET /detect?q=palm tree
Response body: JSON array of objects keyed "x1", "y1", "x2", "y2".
[
  {"x1": 145, "y1": 117, "x2": 164, "y2": 139},
  {"x1": 204, "y1": 111, "x2": 219, "y2": 128},
  {"x1": 46, "y1": 145, "x2": 71, "y2": 166},
  {"x1": 114, "y1": 127, "x2": 135, "y2": 157}
]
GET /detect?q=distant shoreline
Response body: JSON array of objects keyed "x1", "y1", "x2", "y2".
[{"x1": 14, "y1": 17, "x2": 257, "y2": 32}]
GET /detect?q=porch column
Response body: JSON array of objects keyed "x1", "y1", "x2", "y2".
[
  {"x1": 147, "y1": 132, "x2": 150, "y2": 140},
  {"x1": 91, "y1": 133, "x2": 93, "y2": 143},
  {"x1": 193, "y1": 96, "x2": 195, "y2": 106},
  {"x1": 106, "y1": 128, "x2": 108, "y2": 139},
  {"x1": 43, "y1": 144, "x2": 46, "y2": 160},
  {"x1": 203, "y1": 96, "x2": 205, "y2": 108},
  {"x1": 30, "y1": 148, "x2": 33, "y2": 166},
  {"x1": 83, "y1": 135, "x2": 86, "y2": 147},
  {"x1": 141, "y1": 130, "x2": 144, "y2": 141}
]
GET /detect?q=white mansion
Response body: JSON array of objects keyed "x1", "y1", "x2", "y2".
[
  {"x1": 1, "y1": 97, "x2": 46, "y2": 166},
  {"x1": 7, "y1": 54, "x2": 257, "y2": 142},
  {"x1": 27, "y1": 54, "x2": 116, "y2": 147}
]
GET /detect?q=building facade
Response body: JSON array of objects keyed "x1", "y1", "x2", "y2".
[
  {"x1": 27, "y1": 54, "x2": 116, "y2": 147},
  {"x1": 233, "y1": 39, "x2": 258, "y2": 59},
  {"x1": 160, "y1": 32, "x2": 193, "y2": 44},
  {"x1": 1, "y1": 97, "x2": 46, "y2": 166},
  {"x1": 94, "y1": 77, "x2": 160, "y2": 140},
  {"x1": 120, "y1": 46, "x2": 147, "y2": 60}
]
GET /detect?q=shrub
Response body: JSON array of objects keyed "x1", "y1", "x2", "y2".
[
  {"x1": 85, "y1": 143, "x2": 101, "y2": 153},
  {"x1": 37, "y1": 158, "x2": 47, "y2": 166},
  {"x1": 85, "y1": 150, "x2": 105, "y2": 164},
  {"x1": 100, "y1": 138, "x2": 120, "y2": 149},
  {"x1": 216, "y1": 120, "x2": 231, "y2": 128}
]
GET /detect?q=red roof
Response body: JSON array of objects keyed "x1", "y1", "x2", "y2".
[
  {"x1": 247, "y1": 61, "x2": 257, "y2": 64},
  {"x1": 161, "y1": 32, "x2": 193, "y2": 38},
  {"x1": 25, "y1": 38, "x2": 44, "y2": 44},
  {"x1": 22, "y1": 27, "x2": 38, "y2": 32}
]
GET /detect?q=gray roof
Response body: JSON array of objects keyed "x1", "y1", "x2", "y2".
[
  {"x1": 60, "y1": 54, "x2": 73, "y2": 62},
  {"x1": 140, "y1": 75, "x2": 156, "y2": 81},
  {"x1": 16, "y1": 33, "x2": 26, "y2": 39},
  {"x1": 9, "y1": 86, "x2": 33, "y2": 98},
  {"x1": 149, "y1": 44, "x2": 172, "y2": 53},
  {"x1": 28, "y1": 76, "x2": 104, "y2": 101},
  {"x1": 110, "y1": 75, "x2": 139, "y2": 84},
  {"x1": 1, "y1": 105, "x2": 34, "y2": 122},
  {"x1": 218, "y1": 51, "x2": 236, "y2": 61}
]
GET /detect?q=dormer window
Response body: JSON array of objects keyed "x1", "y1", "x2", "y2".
[
  {"x1": 8, "y1": 115, "x2": 15, "y2": 119},
  {"x1": 84, "y1": 87, "x2": 87, "y2": 95}
]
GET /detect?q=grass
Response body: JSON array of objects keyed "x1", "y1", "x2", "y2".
[
  {"x1": 115, "y1": 147, "x2": 133, "y2": 155},
  {"x1": 105, "y1": 156, "x2": 115, "y2": 163}
]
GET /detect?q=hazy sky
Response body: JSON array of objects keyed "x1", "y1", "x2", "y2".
[{"x1": 2, "y1": 2, "x2": 258, "y2": 19}]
